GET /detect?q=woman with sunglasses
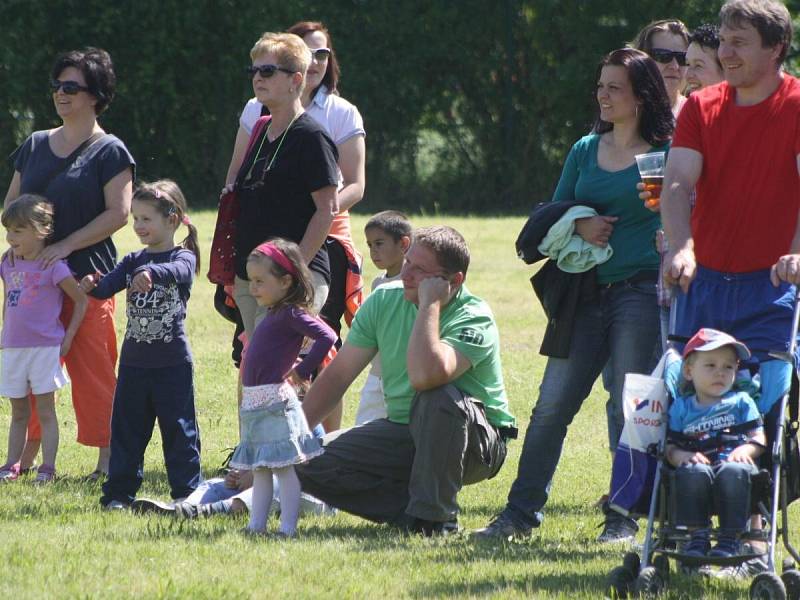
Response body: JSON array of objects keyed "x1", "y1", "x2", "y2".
[
  {"x1": 3, "y1": 48, "x2": 135, "y2": 479},
  {"x1": 476, "y1": 48, "x2": 672, "y2": 543},
  {"x1": 633, "y1": 19, "x2": 690, "y2": 115},
  {"x1": 226, "y1": 21, "x2": 364, "y2": 431},
  {"x1": 231, "y1": 32, "x2": 338, "y2": 345}
]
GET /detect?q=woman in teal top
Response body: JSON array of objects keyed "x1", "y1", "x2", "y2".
[{"x1": 477, "y1": 48, "x2": 674, "y2": 542}]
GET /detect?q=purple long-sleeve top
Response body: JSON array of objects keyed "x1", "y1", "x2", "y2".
[{"x1": 242, "y1": 305, "x2": 336, "y2": 387}]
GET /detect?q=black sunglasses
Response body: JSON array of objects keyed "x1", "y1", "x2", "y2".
[
  {"x1": 245, "y1": 64, "x2": 295, "y2": 78},
  {"x1": 49, "y1": 79, "x2": 90, "y2": 95},
  {"x1": 309, "y1": 47, "x2": 331, "y2": 61},
  {"x1": 649, "y1": 49, "x2": 687, "y2": 67}
]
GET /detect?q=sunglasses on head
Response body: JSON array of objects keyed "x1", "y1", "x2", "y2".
[
  {"x1": 245, "y1": 64, "x2": 296, "y2": 78},
  {"x1": 49, "y1": 79, "x2": 90, "y2": 95},
  {"x1": 649, "y1": 49, "x2": 687, "y2": 66},
  {"x1": 309, "y1": 47, "x2": 331, "y2": 61}
]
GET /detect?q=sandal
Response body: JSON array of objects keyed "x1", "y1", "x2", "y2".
[
  {"x1": 33, "y1": 464, "x2": 56, "y2": 485},
  {"x1": 84, "y1": 469, "x2": 107, "y2": 482},
  {"x1": 0, "y1": 463, "x2": 21, "y2": 482}
]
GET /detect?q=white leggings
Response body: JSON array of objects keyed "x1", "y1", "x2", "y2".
[{"x1": 248, "y1": 465, "x2": 302, "y2": 535}]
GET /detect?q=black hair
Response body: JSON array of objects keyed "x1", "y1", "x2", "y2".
[
  {"x1": 51, "y1": 47, "x2": 116, "y2": 114},
  {"x1": 592, "y1": 48, "x2": 674, "y2": 147},
  {"x1": 365, "y1": 210, "x2": 412, "y2": 242}
]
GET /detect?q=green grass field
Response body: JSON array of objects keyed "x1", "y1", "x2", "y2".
[{"x1": 0, "y1": 211, "x2": 792, "y2": 598}]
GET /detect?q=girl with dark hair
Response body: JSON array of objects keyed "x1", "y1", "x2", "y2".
[
  {"x1": 229, "y1": 239, "x2": 336, "y2": 536},
  {"x1": 633, "y1": 19, "x2": 690, "y2": 114},
  {"x1": 80, "y1": 179, "x2": 202, "y2": 509},
  {"x1": 476, "y1": 48, "x2": 673, "y2": 543},
  {"x1": 4, "y1": 47, "x2": 135, "y2": 479}
]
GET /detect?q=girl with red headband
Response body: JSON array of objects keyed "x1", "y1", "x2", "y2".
[
  {"x1": 229, "y1": 237, "x2": 335, "y2": 537},
  {"x1": 80, "y1": 180, "x2": 202, "y2": 509}
]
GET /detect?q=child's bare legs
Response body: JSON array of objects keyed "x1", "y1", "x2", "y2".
[
  {"x1": 5, "y1": 398, "x2": 31, "y2": 467},
  {"x1": 248, "y1": 468, "x2": 274, "y2": 533},
  {"x1": 19, "y1": 438, "x2": 40, "y2": 470},
  {"x1": 275, "y1": 465, "x2": 301, "y2": 536},
  {"x1": 34, "y1": 393, "x2": 58, "y2": 468}
]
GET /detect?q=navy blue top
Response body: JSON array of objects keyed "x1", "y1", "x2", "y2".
[
  {"x1": 90, "y1": 248, "x2": 194, "y2": 368},
  {"x1": 12, "y1": 131, "x2": 136, "y2": 277}
]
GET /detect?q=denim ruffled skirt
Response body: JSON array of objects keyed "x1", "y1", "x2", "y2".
[{"x1": 230, "y1": 382, "x2": 323, "y2": 470}]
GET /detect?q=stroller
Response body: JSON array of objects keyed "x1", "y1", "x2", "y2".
[{"x1": 606, "y1": 292, "x2": 800, "y2": 599}]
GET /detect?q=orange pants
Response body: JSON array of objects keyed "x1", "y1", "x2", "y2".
[{"x1": 26, "y1": 295, "x2": 117, "y2": 447}]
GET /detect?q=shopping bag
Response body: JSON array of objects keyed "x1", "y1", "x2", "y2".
[{"x1": 608, "y1": 352, "x2": 673, "y2": 516}]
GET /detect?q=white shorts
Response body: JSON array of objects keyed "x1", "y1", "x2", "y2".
[{"x1": 0, "y1": 346, "x2": 69, "y2": 397}]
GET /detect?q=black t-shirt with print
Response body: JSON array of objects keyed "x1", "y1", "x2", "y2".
[{"x1": 234, "y1": 113, "x2": 339, "y2": 281}]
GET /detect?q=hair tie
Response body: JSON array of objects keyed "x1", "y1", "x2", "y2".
[
  {"x1": 181, "y1": 215, "x2": 191, "y2": 226},
  {"x1": 254, "y1": 242, "x2": 298, "y2": 276}
]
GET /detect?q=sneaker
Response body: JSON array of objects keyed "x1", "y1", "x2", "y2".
[
  {"x1": 708, "y1": 536, "x2": 740, "y2": 558},
  {"x1": 683, "y1": 530, "x2": 711, "y2": 557},
  {"x1": 33, "y1": 464, "x2": 55, "y2": 485},
  {"x1": 597, "y1": 510, "x2": 639, "y2": 543},
  {"x1": 174, "y1": 501, "x2": 214, "y2": 519},
  {"x1": 131, "y1": 498, "x2": 177, "y2": 516},
  {"x1": 103, "y1": 500, "x2": 130, "y2": 511},
  {"x1": 713, "y1": 556, "x2": 768, "y2": 580},
  {"x1": 471, "y1": 513, "x2": 532, "y2": 541},
  {"x1": 0, "y1": 463, "x2": 21, "y2": 482}
]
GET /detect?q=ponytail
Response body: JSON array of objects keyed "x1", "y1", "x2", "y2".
[{"x1": 133, "y1": 179, "x2": 201, "y2": 273}]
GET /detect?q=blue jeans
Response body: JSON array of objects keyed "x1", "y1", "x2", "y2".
[
  {"x1": 671, "y1": 461, "x2": 758, "y2": 532},
  {"x1": 504, "y1": 280, "x2": 660, "y2": 528}
]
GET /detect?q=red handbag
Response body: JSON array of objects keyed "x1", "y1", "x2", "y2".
[{"x1": 207, "y1": 116, "x2": 271, "y2": 285}]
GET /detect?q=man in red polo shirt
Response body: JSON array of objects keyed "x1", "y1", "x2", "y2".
[{"x1": 662, "y1": 0, "x2": 800, "y2": 368}]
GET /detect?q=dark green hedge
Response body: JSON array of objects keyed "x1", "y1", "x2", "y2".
[{"x1": 0, "y1": 1, "x2": 795, "y2": 213}]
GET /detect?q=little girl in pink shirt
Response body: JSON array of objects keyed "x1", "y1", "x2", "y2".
[{"x1": 0, "y1": 195, "x2": 87, "y2": 483}]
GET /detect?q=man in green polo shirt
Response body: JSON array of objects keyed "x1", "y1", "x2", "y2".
[{"x1": 298, "y1": 225, "x2": 515, "y2": 535}]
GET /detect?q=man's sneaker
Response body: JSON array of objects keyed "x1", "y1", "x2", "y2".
[
  {"x1": 131, "y1": 498, "x2": 177, "y2": 516},
  {"x1": 0, "y1": 463, "x2": 21, "y2": 482},
  {"x1": 713, "y1": 556, "x2": 768, "y2": 580},
  {"x1": 33, "y1": 464, "x2": 55, "y2": 485},
  {"x1": 103, "y1": 500, "x2": 130, "y2": 511},
  {"x1": 471, "y1": 513, "x2": 532, "y2": 541},
  {"x1": 174, "y1": 501, "x2": 215, "y2": 519},
  {"x1": 597, "y1": 510, "x2": 639, "y2": 543}
]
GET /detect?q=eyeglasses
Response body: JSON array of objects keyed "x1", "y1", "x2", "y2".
[
  {"x1": 309, "y1": 47, "x2": 331, "y2": 62},
  {"x1": 245, "y1": 64, "x2": 296, "y2": 78},
  {"x1": 648, "y1": 49, "x2": 687, "y2": 67},
  {"x1": 49, "y1": 79, "x2": 90, "y2": 95}
]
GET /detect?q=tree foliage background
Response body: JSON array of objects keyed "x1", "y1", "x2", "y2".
[{"x1": 1, "y1": 0, "x2": 798, "y2": 213}]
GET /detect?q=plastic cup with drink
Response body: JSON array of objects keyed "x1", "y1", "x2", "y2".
[{"x1": 635, "y1": 151, "x2": 665, "y2": 209}]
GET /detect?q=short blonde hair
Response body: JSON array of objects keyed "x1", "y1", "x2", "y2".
[{"x1": 250, "y1": 32, "x2": 311, "y2": 77}]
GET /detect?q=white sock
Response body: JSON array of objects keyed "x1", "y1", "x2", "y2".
[
  {"x1": 275, "y1": 466, "x2": 301, "y2": 536},
  {"x1": 248, "y1": 469, "x2": 273, "y2": 532}
]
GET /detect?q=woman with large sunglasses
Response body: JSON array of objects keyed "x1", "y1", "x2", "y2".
[
  {"x1": 633, "y1": 19, "x2": 691, "y2": 116},
  {"x1": 475, "y1": 48, "x2": 672, "y2": 542},
  {"x1": 3, "y1": 48, "x2": 135, "y2": 479},
  {"x1": 230, "y1": 32, "x2": 338, "y2": 343},
  {"x1": 225, "y1": 22, "x2": 364, "y2": 431}
]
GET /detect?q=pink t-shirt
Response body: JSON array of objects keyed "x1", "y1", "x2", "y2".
[{"x1": 1, "y1": 257, "x2": 72, "y2": 348}]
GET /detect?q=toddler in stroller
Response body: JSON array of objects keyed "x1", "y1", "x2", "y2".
[
  {"x1": 666, "y1": 328, "x2": 765, "y2": 558},
  {"x1": 607, "y1": 319, "x2": 800, "y2": 598}
]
